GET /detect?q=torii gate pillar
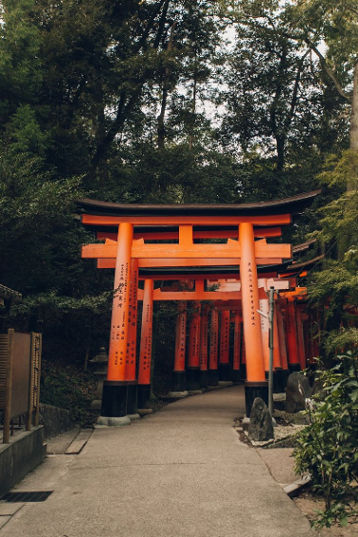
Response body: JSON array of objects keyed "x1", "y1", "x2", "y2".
[
  {"x1": 239, "y1": 223, "x2": 268, "y2": 415},
  {"x1": 199, "y1": 306, "x2": 209, "y2": 388},
  {"x1": 232, "y1": 313, "x2": 242, "y2": 384},
  {"x1": 138, "y1": 279, "x2": 154, "y2": 408},
  {"x1": 102, "y1": 223, "x2": 133, "y2": 417},
  {"x1": 286, "y1": 299, "x2": 301, "y2": 372},
  {"x1": 187, "y1": 303, "x2": 201, "y2": 390},
  {"x1": 219, "y1": 310, "x2": 231, "y2": 381},
  {"x1": 173, "y1": 302, "x2": 187, "y2": 391},
  {"x1": 208, "y1": 308, "x2": 219, "y2": 386}
]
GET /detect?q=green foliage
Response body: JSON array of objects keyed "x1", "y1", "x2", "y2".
[
  {"x1": 0, "y1": 0, "x2": 355, "y2": 437},
  {"x1": 294, "y1": 352, "x2": 358, "y2": 527},
  {"x1": 41, "y1": 359, "x2": 98, "y2": 425},
  {"x1": 306, "y1": 152, "x2": 358, "y2": 351},
  {"x1": 318, "y1": 150, "x2": 358, "y2": 191}
]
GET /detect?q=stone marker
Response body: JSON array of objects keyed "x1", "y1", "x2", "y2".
[
  {"x1": 285, "y1": 372, "x2": 312, "y2": 413},
  {"x1": 248, "y1": 397, "x2": 274, "y2": 441}
]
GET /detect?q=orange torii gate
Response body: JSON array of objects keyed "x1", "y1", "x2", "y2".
[
  {"x1": 134, "y1": 277, "x2": 290, "y2": 394},
  {"x1": 78, "y1": 191, "x2": 319, "y2": 418}
]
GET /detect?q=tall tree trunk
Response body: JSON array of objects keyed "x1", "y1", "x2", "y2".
[
  {"x1": 157, "y1": 22, "x2": 176, "y2": 149},
  {"x1": 348, "y1": 63, "x2": 358, "y2": 191},
  {"x1": 337, "y1": 63, "x2": 358, "y2": 258},
  {"x1": 275, "y1": 135, "x2": 285, "y2": 172},
  {"x1": 188, "y1": 65, "x2": 197, "y2": 151},
  {"x1": 157, "y1": 87, "x2": 168, "y2": 149}
]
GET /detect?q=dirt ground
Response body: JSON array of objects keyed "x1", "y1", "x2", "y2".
[
  {"x1": 256, "y1": 447, "x2": 358, "y2": 537},
  {"x1": 294, "y1": 494, "x2": 358, "y2": 537}
]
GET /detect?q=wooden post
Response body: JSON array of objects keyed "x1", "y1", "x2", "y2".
[
  {"x1": 285, "y1": 299, "x2": 300, "y2": 371},
  {"x1": 173, "y1": 302, "x2": 187, "y2": 391},
  {"x1": 276, "y1": 302, "x2": 289, "y2": 389},
  {"x1": 187, "y1": 302, "x2": 201, "y2": 390},
  {"x1": 138, "y1": 279, "x2": 154, "y2": 408},
  {"x1": 272, "y1": 301, "x2": 283, "y2": 391},
  {"x1": 102, "y1": 222, "x2": 133, "y2": 417},
  {"x1": 296, "y1": 304, "x2": 306, "y2": 370},
  {"x1": 199, "y1": 306, "x2": 209, "y2": 387},
  {"x1": 2, "y1": 329, "x2": 14, "y2": 443},
  {"x1": 208, "y1": 308, "x2": 219, "y2": 385},
  {"x1": 232, "y1": 313, "x2": 241, "y2": 383},
  {"x1": 239, "y1": 223, "x2": 267, "y2": 416},
  {"x1": 219, "y1": 310, "x2": 231, "y2": 380},
  {"x1": 126, "y1": 259, "x2": 139, "y2": 413},
  {"x1": 259, "y1": 297, "x2": 270, "y2": 372}
]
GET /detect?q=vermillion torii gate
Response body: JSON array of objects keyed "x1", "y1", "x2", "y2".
[{"x1": 78, "y1": 191, "x2": 319, "y2": 418}]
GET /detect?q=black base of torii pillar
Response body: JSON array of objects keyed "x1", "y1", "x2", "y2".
[{"x1": 244, "y1": 381, "x2": 268, "y2": 418}]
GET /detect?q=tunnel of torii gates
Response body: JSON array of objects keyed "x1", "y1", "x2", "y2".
[{"x1": 77, "y1": 190, "x2": 320, "y2": 418}]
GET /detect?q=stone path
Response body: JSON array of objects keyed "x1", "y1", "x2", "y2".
[{"x1": 0, "y1": 386, "x2": 314, "y2": 537}]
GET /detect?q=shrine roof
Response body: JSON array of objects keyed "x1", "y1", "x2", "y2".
[
  {"x1": 77, "y1": 190, "x2": 320, "y2": 218},
  {"x1": 286, "y1": 254, "x2": 324, "y2": 271},
  {"x1": 0, "y1": 283, "x2": 22, "y2": 304}
]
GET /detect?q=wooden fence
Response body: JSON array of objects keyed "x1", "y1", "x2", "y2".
[{"x1": 0, "y1": 329, "x2": 42, "y2": 443}]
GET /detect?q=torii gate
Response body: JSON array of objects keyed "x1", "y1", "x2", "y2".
[{"x1": 78, "y1": 190, "x2": 319, "y2": 418}]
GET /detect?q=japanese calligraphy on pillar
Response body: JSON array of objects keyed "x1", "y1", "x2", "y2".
[
  {"x1": 138, "y1": 280, "x2": 154, "y2": 385},
  {"x1": 247, "y1": 262, "x2": 257, "y2": 328},
  {"x1": 233, "y1": 314, "x2": 241, "y2": 371},
  {"x1": 141, "y1": 304, "x2": 153, "y2": 381},
  {"x1": 111, "y1": 258, "x2": 130, "y2": 369},
  {"x1": 188, "y1": 304, "x2": 201, "y2": 368},
  {"x1": 239, "y1": 222, "x2": 265, "y2": 382},
  {"x1": 209, "y1": 309, "x2": 219, "y2": 370},
  {"x1": 174, "y1": 303, "x2": 187, "y2": 372},
  {"x1": 219, "y1": 310, "x2": 230, "y2": 365},
  {"x1": 200, "y1": 309, "x2": 209, "y2": 371},
  {"x1": 107, "y1": 223, "x2": 133, "y2": 382},
  {"x1": 126, "y1": 259, "x2": 138, "y2": 380}
]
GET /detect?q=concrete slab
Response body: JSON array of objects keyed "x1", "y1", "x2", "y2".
[
  {"x1": 0, "y1": 516, "x2": 11, "y2": 529},
  {"x1": 256, "y1": 447, "x2": 297, "y2": 486},
  {"x1": 0, "y1": 386, "x2": 314, "y2": 537},
  {"x1": 0, "y1": 503, "x2": 23, "y2": 516},
  {"x1": 46, "y1": 428, "x2": 80, "y2": 454},
  {"x1": 65, "y1": 429, "x2": 93, "y2": 455}
]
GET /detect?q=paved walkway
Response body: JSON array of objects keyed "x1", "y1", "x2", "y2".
[{"x1": 0, "y1": 386, "x2": 314, "y2": 537}]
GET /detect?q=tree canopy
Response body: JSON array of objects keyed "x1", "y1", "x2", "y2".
[{"x1": 0, "y1": 0, "x2": 357, "y2": 361}]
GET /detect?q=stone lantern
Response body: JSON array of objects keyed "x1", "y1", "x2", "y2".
[{"x1": 89, "y1": 347, "x2": 108, "y2": 411}]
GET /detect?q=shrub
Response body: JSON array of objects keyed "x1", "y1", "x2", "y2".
[{"x1": 294, "y1": 351, "x2": 358, "y2": 527}]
